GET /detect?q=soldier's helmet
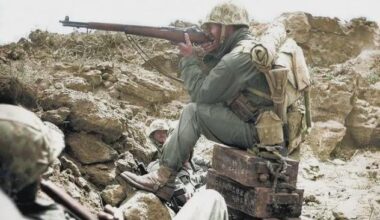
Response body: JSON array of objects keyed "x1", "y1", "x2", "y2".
[
  {"x1": 201, "y1": 2, "x2": 250, "y2": 29},
  {"x1": 147, "y1": 119, "x2": 169, "y2": 138},
  {"x1": 0, "y1": 104, "x2": 65, "y2": 194}
]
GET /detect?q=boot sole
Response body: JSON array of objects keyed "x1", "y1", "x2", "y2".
[{"x1": 121, "y1": 173, "x2": 174, "y2": 201}]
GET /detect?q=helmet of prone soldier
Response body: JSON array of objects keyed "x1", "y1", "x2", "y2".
[
  {"x1": 0, "y1": 104, "x2": 65, "y2": 194},
  {"x1": 201, "y1": 1, "x2": 250, "y2": 30},
  {"x1": 147, "y1": 119, "x2": 169, "y2": 138}
]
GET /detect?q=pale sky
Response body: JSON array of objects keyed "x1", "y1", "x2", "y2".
[{"x1": 0, "y1": 0, "x2": 379, "y2": 45}]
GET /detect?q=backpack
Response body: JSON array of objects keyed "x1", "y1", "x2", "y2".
[{"x1": 232, "y1": 21, "x2": 312, "y2": 153}]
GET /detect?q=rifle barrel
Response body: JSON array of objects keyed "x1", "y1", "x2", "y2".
[
  {"x1": 40, "y1": 180, "x2": 98, "y2": 220},
  {"x1": 60, "y1": 16, "x2": 212, "y2": 44}
]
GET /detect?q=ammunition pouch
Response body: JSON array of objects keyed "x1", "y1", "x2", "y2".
[
  {"x1": 264, "y1": 67, "x2": 289, "y2": 122},
  {"x1": 227, "y1": 93, "x2": 258, "y2": 122},
  {"x1": 255, "y1": 111, "x2": 284, "y2": 146}
]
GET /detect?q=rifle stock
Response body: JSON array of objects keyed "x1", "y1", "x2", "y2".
[
  {"x1": 40, "y1": 179, "x2": 98, "y2": 220},
  {"x1": 60, "y1": 16, "x2": 213, "y2": 44}
]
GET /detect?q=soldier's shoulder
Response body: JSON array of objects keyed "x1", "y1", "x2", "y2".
[{"x1": 222, "y1": 48, "x2": 252, "y2": 69}]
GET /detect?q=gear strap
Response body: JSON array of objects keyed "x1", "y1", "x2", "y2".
[
  {"x1": 220, "y1": 25, "x2": 226, "y2": 44},
  {"x1": 246, "y1": 87, "x2": 272, "y2": 100},
  {"x1": 262, "y1": 67, "x2": 289, "y2": 123}
]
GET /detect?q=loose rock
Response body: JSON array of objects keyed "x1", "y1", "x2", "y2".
[
  {"x1": 83, "y1": 163, "x2": 116, "y2": 188},
  {"x1": 101, "y1": 184, "x2": 127, "y2": 206},
  {"x1": 305, "y1": 120, "x2": 346, "y2": 160},
  {"x1": 60, "y1": 155, "x2": 81, "y2": 177},
  {"x1": 80, "y1": 70, "x2": 103, "y2": 87},
  {"x1": 66, "y1": 132, "x2": 118, "y2": 165},
  {"x1": 63, "y1": 76, "x2": 91, "y2": 92},
  {"x1": 41, "y1": 107, "x2": 70, "y2": 125},
  {"x1": 120, "y1": 191, "x2": 171, "y2": 220},
  {"x1": 115, "y1": 151, "x2": 138, "y2": 173}
]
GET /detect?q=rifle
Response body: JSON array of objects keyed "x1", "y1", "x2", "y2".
[
  {"x1": 59, "y1": 16, "x2": 213, "y2": 44},
  {"x1": 40, "y1": 179, "x2": 97, "y2": 220}
]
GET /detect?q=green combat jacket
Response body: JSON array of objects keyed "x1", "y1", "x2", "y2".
[{"x1": 179, "y1": 28, "x2": 273, "y2": 109}]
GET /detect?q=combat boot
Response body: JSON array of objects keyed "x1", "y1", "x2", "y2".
[{"x1": 120, "y1": 166, "x2": 177, "y2": 201}]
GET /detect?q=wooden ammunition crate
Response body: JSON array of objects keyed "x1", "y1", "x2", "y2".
[
  {"x1": 212, "y1": 144, "x2": 299, "y2": 188},
  {"x1": 206, "y1": 169, "x2": 303, "y2": 218},
  {"x1": 228, "y1": 208, "x2": 301, "y2": 220}
]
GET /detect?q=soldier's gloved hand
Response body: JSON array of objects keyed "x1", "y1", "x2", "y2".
[
  {"x1": 97, "y1": 204, "x2": 123, "y2": 220},
  {"x1": 178, "y1": 33, "x2": 193, "y2": 57}
]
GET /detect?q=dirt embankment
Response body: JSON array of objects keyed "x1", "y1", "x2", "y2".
[{"x1": 0, "y1": 12, "x2": 379, "y2": 219}]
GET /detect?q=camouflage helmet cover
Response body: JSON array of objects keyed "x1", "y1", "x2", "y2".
[
  {"x1": 201, "y1": 2, "x2": 250, "y2": 29},
  {"x1": 0, "y1": 104, "x2": 65, "y2": 193},
  {"x1": 147, "y1": 119, "x2": 169, "y2": 137}
]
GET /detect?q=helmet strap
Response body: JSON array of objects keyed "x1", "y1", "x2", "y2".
[{"x1": 220, "y1": 24, "x2": 226, "y2": 44}]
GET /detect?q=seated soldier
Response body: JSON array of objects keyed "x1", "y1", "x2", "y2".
[
  {"x1": 120, "y1": 0, "x2": 312, "y2": 203},
  {"x1": 120, "y1": 2, "x2": 282, "y2": 202}
]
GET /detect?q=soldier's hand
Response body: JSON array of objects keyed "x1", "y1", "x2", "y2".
[
  {"x1": 178, "y1": 33, "x2": 193, "y2": 57},
  {"x1": 97, "y1": 204, "x2": 123, "y2": 220},
  {"x1": 200, "y1": 39, "x2": 219, "y2": 54}
]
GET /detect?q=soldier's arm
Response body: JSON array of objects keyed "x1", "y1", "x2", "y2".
[{"x1": 180, "y1": 53, "x2": 254, "y2": 104}]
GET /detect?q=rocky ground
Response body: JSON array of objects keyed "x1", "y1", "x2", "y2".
[{"x1": 0, "y1": 12, "x2": 379, "y2": 220}]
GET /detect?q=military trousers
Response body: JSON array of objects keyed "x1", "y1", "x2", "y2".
[
  {"x1": 161, "y1": 103, "x2": 258, "y2": 170},
  {"x1": 173, "y1": 189, "x2": 228, "y2": 220}
]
